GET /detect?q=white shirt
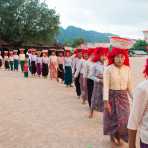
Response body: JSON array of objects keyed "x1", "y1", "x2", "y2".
[
  {"x1": 90, "y1": 61, "x2": 105, "y2": 82},
  {"x1": 13, "y1": 55, "x2": 19, "y2": 60},
  {"x1": 83, "y1": 60, "x2": 94, "y2": 79},
  {"x1": 9, "y1": 56, "x2": 14, "y2": 61},
  {"x1": 42, "y1": 57, "x2": 49, "y2": 64},
  {"x1": 64, "y1": 57, "x2": 72, "y2": 67},
  {"x1": 31, "y1": 55, "x2": 37, "y2": 62},
  {"x1": 74, "y1": 58, "x2": 83, "y2": 78},
  {"x1": 103, "y1": 64, "x2": 133, "y2": 101},
  {"x1": 80, "y1": 59, "x2": 85, "y2": 74},
  {"x1": 19, "y1": 54, "x2": 25, "y2": 61},
  {"x1": 36, "y1": 57, "x2": 42, "y2": 64},
  {"x1": 128, "y1": 80, "x2": 148, "y2": 144}
]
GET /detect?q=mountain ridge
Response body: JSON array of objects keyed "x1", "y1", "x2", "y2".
[{"x1": 57, "y1": 26, "x2": 118, "y2": 43}]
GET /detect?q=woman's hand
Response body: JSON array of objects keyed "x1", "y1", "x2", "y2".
[{"x1": 104, "y1": 101, "x2": 111, "y2": 113}]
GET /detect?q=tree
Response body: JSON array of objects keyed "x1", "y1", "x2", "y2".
[
  {"x1": 71, "y1": 38, "x2": 85, "y2": 48},
  {"x1": 132, "y1": 40, "x2": 148, "y2": 51},
  {"x1": 0, "y1": 0, "x2": 60, "y2": 46}
]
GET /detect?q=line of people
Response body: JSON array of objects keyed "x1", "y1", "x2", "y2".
[
  {"x1": 71, "y1": 47, "x2": 148, "y2": 148},
  {"x1": 0, "y1": 47, "x2": 147, "y2": 148}
]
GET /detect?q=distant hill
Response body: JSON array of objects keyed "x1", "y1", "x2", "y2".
[{"x1": 56, "y1": 26, "x2": 118, "y2": 43}]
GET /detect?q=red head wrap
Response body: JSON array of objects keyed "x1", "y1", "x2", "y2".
[
  {"x1": 108, "y1": 47, "x2": 129, "y2": 66},
  {"x1": 143, "y1": 58, "x2": 148, "y2": 78},
  {"x1": 93, "y1": 47, "x2": 109, "y2": 62}
]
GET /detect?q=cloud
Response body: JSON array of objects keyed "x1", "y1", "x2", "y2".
[{"x1": 47, "y1": 0, "x2": 148, "y2": 39}]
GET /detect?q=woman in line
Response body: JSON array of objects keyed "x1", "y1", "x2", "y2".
[
  {"x1": 42, "y1": 50, "x2": 49, "y2": 79},
  {"x1": 80, "y1": 49, "x2": 89, "y2": 104},
  {"x1": 13, "y1": 50, "x2": 19, "y2": 71},
  {"x1": 36, "y1": 51, "x2": 42, "y2": 77},
  {"x1": 49, "y1": 51, "x2": 58, "y2": 80},
  {"x1": 84, "y1": 48, "x2": 95, "y2": 109},
  {"x1": 9, "y1": 51, "x2": 14, "y2": 71},
  {"x1": 128, "y1": 58, "x2": 148, "y2": 148},
  {"x1": 64, "y1": 50, "x2": 73, "y2": 87},
  {"x1": 19, "y1": 48, "x2": 25, "y2": 72},
  {"x1": 57, "y1": 51, "x2": 64, "y2": 82},
  {"x1": 4, "y1": 51, "x2": 10, "y2": 71},
  {"x1": 30, "y1": 49, "x2": 37, "y2": 77},
  {"x1": 103, "y1": 47, "x2": 133, "y2": 145},
  {"x1": 0, "y1": 51, "x2": 3, "y2": 69},
  {"x1": 89, "y1": 47, "x2": 108, "y2": 118}
]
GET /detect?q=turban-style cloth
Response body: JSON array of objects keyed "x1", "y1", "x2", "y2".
[
  {"x1": 74, "y1": 48, "x2": 82, "y2": 57},
  {"x1": 108, "y1": 47, "x2": 129, "y2": 66},
  {"x1": 65, "y1": 50, "x2": 71, "y2": 57},
  {"x1": 143, "y1": 58, "x2": 148, "y2": 77},
  {"x1": 82, "y1": 49, "x2": 88, "y2": 58},
  {"x1": 87, "y1": 48, "x2": 95, "y2": 56},
  {"x1": 93, "y1": 47, "x2": 109, "y2": 62}
]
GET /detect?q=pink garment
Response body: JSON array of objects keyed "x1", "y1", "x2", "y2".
[{"x1": 24, "y1": 64, "x2": 29, "y2": 72}]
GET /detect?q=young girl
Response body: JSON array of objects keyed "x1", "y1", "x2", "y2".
[
  {"x1": 13, "y1": 50, "x2": 19, "y2": 71},
  {"x1": 42, "y1": 50, "x2": 49, "y2": 78},
  {"x1": 49, "y1": 51, "x2": 58, "y2": 80},
  {"x1": 64, "y1": 50, "x2": 73, "y2": 87},
  {"x1": 30, "y1": 49, "x2": 37, "y2": 76},
  {"x1": 24, "y1": 59, "x2": 29, "y2": 78},
  {"x1": 36, "y1": 51, "x2": 42, "y2": 77},
  {"x1": 19, "y1": 48, "x2": 25, "y2": 72},
  {"x1": 89, "y1": 47, "x2": 108, "y2": 118},
  {"x1": 57, "y1": 51, "x2": 64, "y2": 82},
  {"x1": 4, "y1": 51, "x2": 10, "y2": 70},
  {"x1": 9, "y1": 51, "x2": 14, "y2": 71}
]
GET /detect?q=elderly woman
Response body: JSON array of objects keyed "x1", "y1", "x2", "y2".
[
  {"x1": 128, "y1": 58, "x2": 148, "y2": 148},
  {"x1": 103, "y1": 47, "x2": 133, "y2": 145}
]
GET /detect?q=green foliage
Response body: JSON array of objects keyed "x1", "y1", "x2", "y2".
[
  {"x1": 132, "y1": 40, "x2": 148, "y2": 51},
  {"x1": 0, "y1": 0, "x2": 60, "y2": 46},
  {"x1": 71, "y1": 38, "x2": 85, "y2": 48}
]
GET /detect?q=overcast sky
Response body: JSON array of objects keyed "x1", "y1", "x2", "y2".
[{"x1": 47, "y1": 0, "x2": 148, "y2": 39}]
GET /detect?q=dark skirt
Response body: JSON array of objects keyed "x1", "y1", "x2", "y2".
[
  {"x1": 20, "y1": 60, "x2": 25, "y2": 72},
  {"x1": 31, "y1": 61, "x2": 36, "y2": 74},
  {"x1": 91, "y1": 81, "x2": 103, "y2": 112},
  {"x1": 14, "y1": 59, "x2": 19, "y2": 70},
  {"x1": 79, "y1": 74, "x2": 84, "y2": 98},
  {"x1": 42, "y1": 63, "x2": 49, "y2": 77},
  {"x1": 87, "y1": 78, "x2": 94, "y2": 107},
  {"x1": 36, "y1": 63, "x2": 42, "y2": 76},
  {"x1": 58, "y1": 64, "x2": 64, "y2": 80},
  {"x1": 83, "y1": 77, "x2": 88, "y2": 101},
  {"x1": 64, "y1": 66, "x2": 72, "y2": 85},
  {"x1": 10, "y1": 61, "x2": 14, "y2": 71},
  {"x1": 24, "y1": 72, "x2": 28, "y2": 78},
  {"x1": 0, "y1": 59, "x2": 2, "y2": 67},
  {"x1": 103, "y1": 90, "x2": 130, "y2": 143},
  {"x1": 5, "y1": 61, "x2": 9, "y2": 69},
  {"x1": 140, "y1": 140, "x2": 148, "y2": 148}
]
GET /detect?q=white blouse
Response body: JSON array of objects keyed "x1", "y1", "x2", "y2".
[
  {"x1": 74, "y1": 58, "x2": 83, "y2": 78},
  {"x1": 128, "y1": 80, "x2": 148, "y2": 144},
  {"x1": 42, "y1": 57, "x2": 49, "y2": 64},
  {"x1": 90, "y1": 62, "x2": 105, "y2": 82},
  {"x1": 83, "y1": 60, "x2": 94, "y2": 79},
  {"x1": 13, "y1": 55, "x2": 19, "y2": 60},
  {"x1": 64, "y1": 57, "x2": 72, "y2": 67},
  {"x1": 36, "y1": 57, "x2": 42, "y2": 64},
  {"x1": 9, "y1": 56, "x2": 14, "y2": 61},
  {"x1": 103, "y1": 64, "x2": 133, "y2": 101},
  {"x1": 31, "y1": 55, "x2": 37, "y2": 62},
  {"x1": 19, "y1": 54, "x2": 25, "y2": 61}
]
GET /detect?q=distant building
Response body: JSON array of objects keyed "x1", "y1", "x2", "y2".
[{"x1": 143, "y1": 30, "x2": 148, "y2": 42}]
